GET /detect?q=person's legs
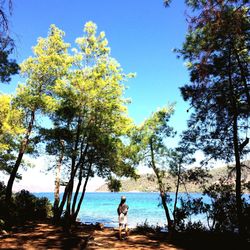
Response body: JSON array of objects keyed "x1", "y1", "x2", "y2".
[
  {"x1": 125, "y1": 224, "x2": 129, "y2": 238},
  {"x1": 118, "y1": 224, "x2": 122, "y2": 239}
]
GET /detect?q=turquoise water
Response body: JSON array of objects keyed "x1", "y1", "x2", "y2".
[{"x1": 34, "y1": 192, "x2": 208, "y2": 228}]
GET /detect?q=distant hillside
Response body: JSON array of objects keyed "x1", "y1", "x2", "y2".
[{"x1": 96, "y1": 163, "x2": 250, "y2": 192}]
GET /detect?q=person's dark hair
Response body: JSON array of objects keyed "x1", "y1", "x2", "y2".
[{"x1": 120, "y1": 196, "x2": 126, "y2": 203}]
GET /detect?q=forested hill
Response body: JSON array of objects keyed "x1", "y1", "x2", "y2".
[{"x1": 96, "y1": 165, "x2": 250, "y2": 192}]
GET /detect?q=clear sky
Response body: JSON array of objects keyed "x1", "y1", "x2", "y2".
[{"x1": 1, "y1": 0, "x2": 192, "y2": 191}]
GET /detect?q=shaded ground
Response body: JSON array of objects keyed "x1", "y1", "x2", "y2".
[
  {"x1": 1, "y1": 221, "x2": 249, "y2": 249},
  {"x1": 0, "y1": 221, "x2": 92, "y2": 249},
  {"x1": 87, "y1": 228, "x2": 182, "y2": 250},
  {"x1": 0, "y1": 221, "x2": 182, "y2": 250}
]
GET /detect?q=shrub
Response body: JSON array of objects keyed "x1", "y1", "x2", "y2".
[
  {"x1": 0, "y1": 187, "x2": 52, "y2": 227},
  {"x1": 135, "y1": 219, "x2": 163, "y2": 234}
]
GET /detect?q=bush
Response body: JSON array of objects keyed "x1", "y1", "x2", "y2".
[
  {"x1": 135, "y1": 220, "x2": 163, "y2": 234},
  {"x1": 174, "y1": 180, "x2": 250, "y2": 234},
  {"x1": 0, "y1": 186, "x2": 52, "y2": 227}
]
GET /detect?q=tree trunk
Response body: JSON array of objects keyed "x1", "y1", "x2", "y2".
[
  {"x1": 173, "y1": 162, "x2": 181, "y2": 228},
  {"x1": 72, "y1": 143, "x2": 89, "y2": 214},
  {"x1": 53, "y1": 140, "x2": 64, "y2": 223},
  {"x1": 56, "y1": 160, "x2": 81, "y2": 221},
  {"x1": 56, "y1": 181, "x2": 70, "y2": 221},
  {"x1": 149, "y1": 140, "x2": 173, "y2": 233},
  {"x1": 72, "y1": 163, "x2": 92, "y2": 222},
  {"x1": 232, "y1": 114, "x2": 243, "y2": 235},
  {"x1": 72, "y1": 165, "x2": 83, "y2": 214},
  {"x1": 228, "y1": 47, "x2": 244, "y2": 236},
  {"x1": 5, "y1": 110, "x2": 35, "y2": 203}
]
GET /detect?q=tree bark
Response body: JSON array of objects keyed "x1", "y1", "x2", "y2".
[
  {"x1": 72, "y1": 143, "x2": 89, "y2": 214},
  {"x1": 228, "y1": 47, "x2": 244, "y2": 236},
  {"x1": 173, "y1": 162, "x2": 181, "y2": 228},
  {"x1": 72, "y1": 163, "x2": 92, "y2": 222},
  {"x1": 5, "y1": 110, "x2": 35, "y2": 203},
  {"x1": 72, "y1": 164, "x2": 83, "y2": 214},
  {"x1": 53, "y1": 140, "x2": 64, "y2": 222},
  {"x1": 149, "y1": 139, "x2": 173, "y2": 232},
  {"x1": 232, "y1": 114, "x2": 243, "y2": 235}
]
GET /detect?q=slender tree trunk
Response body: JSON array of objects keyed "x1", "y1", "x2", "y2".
[
  {"x1": 228, "y1": 47, "x2": 244, "y2": 236},
  {"x1": 63, "y1": 118, "x2": 82, "y2": 231},
  {"x1": 149, "y1": 140, "x2": 173, "y2": 232},
  {"x1": 5, "y1": 110, "x2": 35, "y2": 203},
  {"x1": 72, "y1": 163, "x2": 92, "y2": 222},
  {"x1": 56, "y1": 181, "x2": 70, "y2": 221},
  {"x1": 173, "y1": 162, "x2": 181, "y2": 228},
  {"x1": 232, "y1": 114, "x2": 243, "y2": 235},
  {"x1": 53, "y1": 140, "x2": 64, "y2": 222},
  {"x1": 72, "y1": 143, "x2": 89, "y2": 214},
  {"x1": 66, "y1": 162, "x2": 75, "y2": 215},
  {"x1": 56, "y1": 160, "x2": 81, "y2": 220},
  {"x1": 72, "y1": 165, "x2": 83, "y2": 214},
  {"x1": 66, "y1": 117, "x2": 82, "y2": 213}
]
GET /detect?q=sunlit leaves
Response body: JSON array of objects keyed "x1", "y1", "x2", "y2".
[{"x1": 0, "y1": 94, "x2": 24, "y2": 151}]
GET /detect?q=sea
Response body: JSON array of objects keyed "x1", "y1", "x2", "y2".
[
  {"x1": 34, "y1": 192, "x2": 213, "y2": 228},
  {"x1": 34, "y1": 192, "x2": 206, "y2": 228}
]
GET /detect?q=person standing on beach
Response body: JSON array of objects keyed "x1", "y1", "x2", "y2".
[{"x1": 117, "y1": 195, "x2": 129, "y2": 240}]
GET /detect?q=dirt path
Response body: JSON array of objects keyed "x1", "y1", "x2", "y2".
[
  {"x1": 87, "y1": 228, "x2": 183, "y2": 250},
  {"x1": 0, "y1": 222, "x2": 183, "y2": 250},
  {"x1": 0, "y1": 222, "x2": 91, "y2": 249}
]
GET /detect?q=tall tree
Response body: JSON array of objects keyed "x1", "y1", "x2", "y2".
[
  {"x1": 5, "y1": 25, "x2": 72, "y2": 202},
  {"x1": 131, "y1": 106, "x2": 176, "y2": 232},
  {"x1": 41, "y1": 22, "x2": 136, "y2": 228},
  {"x1": 178, "y1": 0, "x2": 250, "y2": 235}
]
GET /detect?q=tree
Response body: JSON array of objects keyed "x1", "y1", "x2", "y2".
[
  {"x1": 0, "y1": 0, "x2": 19, "y2": 83},
  {"x1": 5, "y1": 25, "x2": 72, "y2": 202},
  {"x1": 0, "y1": 94, "x2": 24, "y2": 175},
  {"x1": 107, "y1": 176, "x2": 122, "y2": 192},
  {"x1": 40, "y1": 22, "x2": 136, "y2": 228},
  {"x1": 178, "y1": 0, "x2": 250, "y2": 235},
  {"x1": 131, "y1": 106, "x2": 176, "y2": 233}
]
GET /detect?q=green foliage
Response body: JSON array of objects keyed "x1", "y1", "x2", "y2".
[
  {"x1": 45, "y1": 21, "x2": 135, "y2": 178},
  {"x1": 132, "y1": 106, "x2": 176, "y2": 166},
  {"x1": 135, "y1": 219, "x2": 163, "y2": 234},
  {"x1": 178, "y1": 0, "x2": 249, "y2": 235},
  {"x1": 16, "y1": 24, "x2": 72, "y2": 115},
  {"x1": 179, "y1": 0, "x2": 250, "y2": 161},
  {"x1": 0, "y1": 48, "x2": 19, "y2": 83},
  {"x1": 35, "y1": 22, "x2": 137, "y2": 226},
  {"x1": 4, "y1": 24, "x2": 73, "y2": 201},
  {"x1": 0, "y1": 182, "x2": 52, "y2": 227},
  {"x1": 14, "y1": 190, "x2": 52, "y2": 221},
  {"x1": 0, "y1": 94, "x2": 24, "y2": 151},
  {"x1": 0, "y1": 0, "x2": 19, "y2": 83},
  {"x1": 0, "y1": 94, "x2": 25, "y2": 175},
  {"x1": 107, "y1": 176, "x2": 122, "y2": 192},
  {"x1": 174, "y1": 179, "x2": 250, "y2": 234},
  {"x1": 130, "y1": 106, "x2": 176, "y2": 230}
]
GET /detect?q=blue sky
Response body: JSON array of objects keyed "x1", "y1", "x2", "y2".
[
  {"x1": 1, "y1": 1, "x2": 193, "y2": 191},
  {"x1": 2, "y1": 0, "x2": 190, "y2": 133}
]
